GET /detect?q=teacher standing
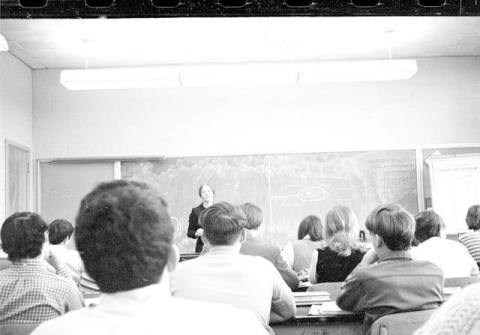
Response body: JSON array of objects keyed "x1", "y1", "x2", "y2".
[{"x1": 187, "y1": 184, "x2": 215, "y2": 253}]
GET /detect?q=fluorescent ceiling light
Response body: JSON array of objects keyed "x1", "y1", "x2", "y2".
[
  {"x1": 60, "y1": 59, "x2": 417, "y2": 90},
  {"x1": 298, "y1": 59, "x2": 417, "y2": 83},
  {"x1": 0, "y1": 34, "x2": 9, "y2": 52},
  {"x1": 179, "y1": 63, "x2": 299, "y2": 87},
  {"x1": 60, "y1": 67, "x2": 181, "y2": 90}
]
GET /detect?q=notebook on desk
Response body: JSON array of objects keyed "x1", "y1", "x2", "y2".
[
  {"x1": 308, "y1": 301, "x2": 356, "y2": 315},
  {"x1": 293, "y1": 291, "x2": 332, "y2": 306}
]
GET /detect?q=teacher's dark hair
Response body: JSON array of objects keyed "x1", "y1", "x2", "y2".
[
  {"x1": 198, "y1": 184, "x2": 215, "y2": 197},
  {"x1": 1, "y1": 212, "x2": 47, "y2": 261},
  {"x1": 75, "y1": 180, "x2": 174, "y2": 293}
]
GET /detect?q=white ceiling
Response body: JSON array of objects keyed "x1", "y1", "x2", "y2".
[{"x1": 1, "y1": 17, "x2": 480, "y2": 69}]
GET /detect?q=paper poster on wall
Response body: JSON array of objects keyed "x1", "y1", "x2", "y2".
[{"x1": 429, "y1": 155, "x2": 480, "y2": 233}]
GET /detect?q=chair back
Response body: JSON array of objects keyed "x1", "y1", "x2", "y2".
[
  {"x1": 0, "y1": 323, "x2": 40, "y2": 335},
  {"x1": 444, "y1": 276, "x2": 480, "y2": 288},
  {"x1": 369, "y1": 309, "x2": 436, "y2": 335},
  {"x1": 306, "y1": 282, "x2": 342, "y2": 300}
]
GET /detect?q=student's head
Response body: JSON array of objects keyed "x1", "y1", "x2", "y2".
[
  {"x1": 198, "y1": 184, "x2": 214, "y2": 203},
  {"x1": 48, "y1": 219, "x2": 74, "y2": 245},
  {"x1": 466, "y1": 205, "x2": 480, "y2": 230},
  {"x1": 414, "y1": 210, "x2": 446, "y2": 244},
  {"x1": 297, "y1": 215, "x2": 323, "y2": 241},
  {"x1": 75, "y1": 180, "x2": 174, "y2": 293},
  {"x1": 200, "y1": 202, "x2": 246, "y2": 246},
  {"x1": 1, "y1": 212, "x2": 47, "y2": 261},
  {"x1": 365, "y1": 204, "x2": 415, "y2": 252},
  {"x1": 323, "y1": 206, "x2": 360, "y2": 256},
  {"x1": 240, "y1": 202, "x2": 262, "y2": 230}
]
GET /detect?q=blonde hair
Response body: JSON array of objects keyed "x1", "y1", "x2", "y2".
[{"x1": 323, "y1": 205, "x2": 362, "y2": 256}]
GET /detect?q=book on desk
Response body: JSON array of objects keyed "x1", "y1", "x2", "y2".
[{"x1": 293, "y1": 291, "x2": 332, "y2": 306}]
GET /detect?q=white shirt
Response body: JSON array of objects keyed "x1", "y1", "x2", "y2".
[
  {"x1": 48, "y1": 244, "x2": 84, "y2": 283},
  {"x1": 170, "y1": 245, "x2": 296, "y2": 329},
  {"x1": 411, "y1": 237, "x2": 479, "y2": 278},
  {"x1": 32, "y1": 275, "x2": 268, "y2": 335}
]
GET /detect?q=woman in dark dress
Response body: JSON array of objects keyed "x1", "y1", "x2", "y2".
[
  {"x1": 187, "y1": 184, "x2": 214, "y2": 253},
  {"x1": 309, "y1": 205, "x2": 367, "y2": 283}
]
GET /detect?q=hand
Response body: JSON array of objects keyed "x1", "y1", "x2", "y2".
[
  {"x1": 360, "y1": 248, "x2": 379, "y2": 265},
  {"x1": 195, "y1": 228, "x2": 204, "y2": 237}
]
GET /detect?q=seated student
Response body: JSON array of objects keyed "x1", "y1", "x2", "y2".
[
  {"x1": 32, "y1": 180, "x2": 268, "y2": 335},
  {"x1": 239, "y1": 202, "x2": 299, "y2": 290},
  {"x1": 414, "y1": 281, "x2": 480, "y2": 335},
  {"x1": 0, "y1": 212, "x2": 84, "y2": 324},
  {"x1": 336, "y1": 204, "x2": 443, "y2": 331},
  {"x1": 411, "y1": 210, "x2": 478, "y2": 278},
  {"x1": 281, "y1": 215, "x2": 324, "y2": 278},
  {"x1": 48, "y1": 219, "x2": 84, "y2": 284},
  {"x1": 309, "y1": 206, "x2": 367, "y2": 284},
  {"x1": 459, "y1": 205, "x2": 480, "y2": 265},
  {"x1": 171, "y1": 202, "x2": 296, "y2": 333}
]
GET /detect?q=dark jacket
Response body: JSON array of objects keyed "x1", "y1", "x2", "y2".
[
  {"x1": 336, "y1": 250, "x2": 443, "y2": 330},
  {"x1": 187, "y1": 204, "x2": 206, "y2": 253}
]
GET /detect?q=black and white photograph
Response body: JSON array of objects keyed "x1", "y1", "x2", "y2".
[{"x1": 1, "y1": 1, "x2": 480, "y2": 334}]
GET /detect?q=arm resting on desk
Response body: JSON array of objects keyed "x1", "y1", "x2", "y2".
[{"x1": 270, "y1": 262, "x2": 297, "y2": 323}]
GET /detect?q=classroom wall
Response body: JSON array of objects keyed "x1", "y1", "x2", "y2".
[
  {"x1": 0, "y1": 52, "x2": 33, "y2": 220},
  {"x1": 33, "y1": 56, "x2": 480, "y2": 160}
]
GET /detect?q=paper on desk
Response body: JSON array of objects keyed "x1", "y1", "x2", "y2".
[{"x1": 308, "y1": 301, "x2": 352, "y2": 315}]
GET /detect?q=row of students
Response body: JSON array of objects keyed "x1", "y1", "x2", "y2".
[
  {"x1": 2, "y1": 180, "x2": 480, "y2": 334},
  {"x1": 1, "y1": 181, "x2": 269, "y2": 334}
]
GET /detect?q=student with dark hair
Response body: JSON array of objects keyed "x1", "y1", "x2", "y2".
[
  {"x1": 187, "y1": 184, "x2": 214, "y2": 253},
  {"x1": 0, "y1": 212, "x2": 83, "y2": 324},
  {"x1": 239, "y1": 202, "x2": 299, "y2": 290},
  {"x1": 171, "y1": 202, "x2": 295, "y2": 334},
  {"x1": 459, "y1": 205, "x2": 480, "y2": 264},
  {"x1": 281, "y1": 215, "x2": 324, "y2": 275},
  {"x1": 336, "y1": 204, "x2": 443, "y2": 331},
  {"x1": 48, "y1": 219, "x2": 84, "y2": 284},
  {"x1": 412, "y1": 210, "x2": 478, "y2": 278},
  {"x1": 33, "y1": 181, "x2": 267, "y2": 335}
]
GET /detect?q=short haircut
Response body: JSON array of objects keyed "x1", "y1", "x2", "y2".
[
  {"x1": 75, "y1": 180, "x2": 173, "y2": 293},
  {"x1": 198, "y1": 184, "x2": 214, "y2": 197},
  {"x1": 466, "y1": 205, "x2": 480, "y2": 230},
  {"x1": 414, "y1": 210, "x2": 446, "y2": 244},
  {"x1": 324, "y1": 206, "x2": 361, "y2": 256},
  {"x1": 297, "y1": 215, "x2": 323, "y2": 241},
  {"x1": 1, "y1": 212, "x2": 47, "y2": 261},
  {"x1": 240, "y1": 202, "x2": 263, "y2": 230},
  {"x1": 365, "y1": 204, "x2": 415, "y2": 251},
  {"x1": 200, "y1": 202, "x2": 246, "y2": 246},
  {"x1": 48, "y1": 219, "x2": 74, "y2": 245}
]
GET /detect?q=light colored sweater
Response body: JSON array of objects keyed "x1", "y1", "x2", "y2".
[{"x1": 415, "y1": 282, "x2": 480, "y2": 335}]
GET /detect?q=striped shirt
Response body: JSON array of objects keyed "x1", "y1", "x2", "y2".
[
  {"x1": 0, "y1": 259, "x2": 84, "y2": 324},
  {"x1": 459, "y1": 231, "x2": 480, "y2": 264}
]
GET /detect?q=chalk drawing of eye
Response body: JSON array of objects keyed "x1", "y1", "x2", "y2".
[{"x1": 296, "y1": 186, "x2": 328, "y2": 202}]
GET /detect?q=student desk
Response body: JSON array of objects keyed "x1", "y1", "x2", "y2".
[{"x1": 271, "y1": 305, "x2": 365, "y2": 335}]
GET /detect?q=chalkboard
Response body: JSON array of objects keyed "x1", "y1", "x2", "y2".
[{"x1": 121, "y1": 150, "x2": 418, "y2": 253}]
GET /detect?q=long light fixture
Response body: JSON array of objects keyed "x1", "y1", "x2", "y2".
[
  {"x1": 60, "y1": 59, "x2": 417, "y2": 90},
  {"x1": 0, "y1": 34, "x2": 9, "y2": 52}
]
